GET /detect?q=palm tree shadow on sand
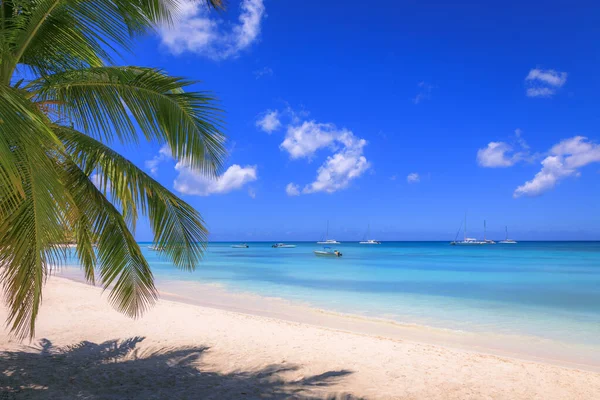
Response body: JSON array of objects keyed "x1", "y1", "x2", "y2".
[{"x1": 0, "y1": 337, "x2": 360, "y2": 399}]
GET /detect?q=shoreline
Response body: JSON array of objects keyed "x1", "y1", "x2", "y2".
[
  {"x1": 2, "y1": 275, "x2": 600, "y2": 399},
  {"x1": 57, "y1": 268, "x2": 600, "y2": 373}
]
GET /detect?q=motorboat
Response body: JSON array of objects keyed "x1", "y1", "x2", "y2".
[
  {"x1": 314, "y1": 247, "x2": 343, "y2": 257},
  {"x1": 272, "y1": 243, "x2": 296, "y2": 248},
  {"x1": 231, "y1": 243, "x2": 249, "y2": 248}
]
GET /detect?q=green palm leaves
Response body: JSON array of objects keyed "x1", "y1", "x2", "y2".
[{"x1": 0, "y1": 0, "x2": 225, "y2": 338}]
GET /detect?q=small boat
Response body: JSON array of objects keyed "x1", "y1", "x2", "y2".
[
  {"x1": 148, "y1": 245, "x2": 165, "y2": 251},
  {"x1": 499, "y1": 226, "x2": 517, "y2": 244},
  {"x1": 314, "y1": 247, "x2": 342, "y2": 257},
  {"x1": 272, "y1": 243, "x2": 296, "y2": 248},
  {"x1": 232, "y1": 243, "x2": 249, "y2": 248},
  {"x1": 360, "y1": 239, "x2": 382, "y2": 245},
  {"x1": 483, "y1": 220, "x2": 496, "y2": 244},
  {"x1": 451, "y1": 213, "x2": 488, "y2": 245},
  {"x1": 317, "y1": 220, "x2": 341, "y2": 244},
  {"x1": 359, "y1": 223, "x2": 381, "y2": 244}
]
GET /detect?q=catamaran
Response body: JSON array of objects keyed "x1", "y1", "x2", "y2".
[
  {"x1": 359, "y1": 223, "x2": 381, "y2": 244},
  {"x1": 317, "y1": 220, "x2": 341, "y2": 244},
  {"x1": 499, "y1": 226, "x2": 517, "y2": 244},
  {"x1": 451, "y1": 213, "x2": 487, "y2": 245},
  {"x1": 272, "y1": 243, "x2": 296, "y2": 248},
  {"x1": 314, "y1": 247, "x2": 343, "y2": 257}
]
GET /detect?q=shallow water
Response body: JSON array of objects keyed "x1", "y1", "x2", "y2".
[{"x1": 67, "y1": 241, "x2": 600, "y2": 347}]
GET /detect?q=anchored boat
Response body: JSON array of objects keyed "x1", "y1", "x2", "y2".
[{"x1": 314, "y1": 247, "x2": 343, "y2": 257}]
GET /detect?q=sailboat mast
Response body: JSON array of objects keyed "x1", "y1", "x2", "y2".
[
  {"x1": 464, "y1": 212, "x2": 467, "y2": 241},
  {"x1": 505, "y1": 226, "x2": 508, "y2": 240},
  {"x1": 326, "y1": 220, "x2": 329, "y2": 240},
  {"x1": 484, "y1": 220, "x2": 487, "y2": 241}
]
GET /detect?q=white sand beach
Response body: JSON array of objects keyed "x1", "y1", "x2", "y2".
[{"x1": 1, "y1": 276, "x2": 600, "y2": 399}]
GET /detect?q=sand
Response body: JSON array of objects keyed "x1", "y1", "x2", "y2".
[{"x1": 1, "y1": 276, "x2": 599, "y2": 399}]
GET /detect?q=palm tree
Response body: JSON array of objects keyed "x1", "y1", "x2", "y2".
[{"x1": 0, "y1": 0, "x2": 227, "y2": 338}]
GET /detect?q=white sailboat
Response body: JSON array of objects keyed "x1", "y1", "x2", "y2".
[
  {"x1": 499, "y1": 226, "x2": 517, "y2": 244},
  {"x1": 451, "y1": 213, "x2": 487, "y2": 245},
  {"x1": 359, "y1": 224, "x2": 381, "y2": 244},
  {"x1": 484, "y1": 220, "x2": 496, "y2": 244},
  {"x1": 317, "y1": 220, "x2": 341, "y2": 244}
]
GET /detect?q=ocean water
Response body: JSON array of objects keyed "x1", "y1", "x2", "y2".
[{"x1": 70, "y1": 241, "x2": 600, "y2": 346}]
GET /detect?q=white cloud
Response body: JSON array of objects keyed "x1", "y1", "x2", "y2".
[
  {"x1": 254, "y1": 66, "x2": 273, "y2": 79},
  {"x1": 285, "y1": 183, "x2": 300, "y2": 196},
  {"x1": 159, "y1": 0, "x2": 265, "y2": 60},
  {"x1": 256, "y1": 110, "x2": 281, "y2": 133},
  {"x1": 262, "y1": 106, "x2": 370, "y2": 195},
  {"x1": 477, "y1": 142, "x2": 518, "y2": 167},
  {"x1": 144, "y1": 145, "x2": 172, "y2": 175},
  {"x1": 407, "y1": 173, "x2": 420, "y2": 183},
  {"x1": 526, "y1": 87, "x2": 556, "y2": 98},
  {"x1": 248, "y1": 188, "x2": 256, "y2": 199},
  {"x1": 302, "y1": 144, "x2": 370, "y2": 194},
  {"x1": 514, "y1": 136, "x2": 600, "y2": 197},
  {"x1": 525, "y1": 68, "x2": 567, "y2": 98},
  {"x1": 174, "y1": 164, "x2": 258, "y2": 196},
  {"x1": 477, "y1": 129, "x2": 532, "y2": 168},
  {"x1": 526, "y1": 69, "x2": 567, "y2": 87},
  {"x1": 413, "y1": 81, "x2": 434, "y2": 104},
  {"x1": 280, "y1": 121, "x2": 344, "y2": 159}
]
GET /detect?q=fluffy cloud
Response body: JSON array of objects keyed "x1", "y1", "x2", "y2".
[
  {"x1": 514, "y1": 136, "x2": 600, "y2": 197},
  {"x1": 144, "y1": 145, "x2": 172, "y2": 175},
  {"x1": 407, "y1": 173, "x2": 420, "y2": 183},
  {"x1": 526, "y1": 69, "x2": 567, "y2": 87},
  {"x1": 159, "y1": 0, "x2": 265, "y2": 60},
  {"x1": 477, "y1": 129, "x2": 531, "y2": 167},
  {"x1": 525, "y1": 68, "x2": 567, "y2": 98},
  {"x1": 281, "y1": 121, "x2": 370, "y2": 194},
  {"x1": 285, "y1": 183, "x2": 300, "y2": 196},
  {"x1": 302, "y1": 144, "x2": 370, "y2": 194},
  {"x1": 477, "y1": 142, "x2": 519, "y2": 167},
  {"x1": 280, "y1": 121, "x2": 347, "y2": 159},
  {"x1": 256, "y1": 110, "x2": 281, "y2": 133},
  {"x1": 257, "y1": 106, "x2": 371, "y2": 195},
  {"x1": 174, "y1": 163, "x2": 258, "y2": 196}
]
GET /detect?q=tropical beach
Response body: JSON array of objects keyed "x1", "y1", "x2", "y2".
[
  {"x1": 1, "y1": 275, "x2": 599, "y2": 399},
  {"x1": 2, "y1": 0, "x2": 600, "y2": 399}
]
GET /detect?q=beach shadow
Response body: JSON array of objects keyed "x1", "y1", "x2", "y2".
[{"x1": 0, "y1": 337, "x2": 360, "y2": 399}]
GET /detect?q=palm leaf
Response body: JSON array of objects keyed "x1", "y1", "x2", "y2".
[
  {"x1": 63, "y1": 159, "x2": 157, "y2": 318},
  {"x1": 31, "y1": 67, "x2": 226, "y2": 176},
  {"x1": 57, "y1": 126, "x2": 208, "y2": 270}
]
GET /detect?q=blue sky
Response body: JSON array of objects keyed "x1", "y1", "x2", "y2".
[{"x1": 113, "y1": 0, "x2": 599, "y2": 241}]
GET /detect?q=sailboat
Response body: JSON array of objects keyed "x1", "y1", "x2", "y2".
[
  {"x1": 451, "y1": 213, "x2": 487, "y2": 245},
  {"x1": 499, "y1": 226, "x2": 517, "y2": 244},
  {"x1": 484, "y1": 220, "x2": 496, "y2": 244},
  {"x1": 317, "y1": 220, "x2": 341, "y2": 244},
  {"x1": 359, "y1": 223, "x2": 381, "y2": 244}
]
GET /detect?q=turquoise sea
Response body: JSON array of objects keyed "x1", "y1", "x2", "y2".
[{"x1": 68, "y1": 241, "x2": 600, "y2": 347}]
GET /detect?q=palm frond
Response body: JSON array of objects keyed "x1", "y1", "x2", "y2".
[
  {"x1": 0, "y1": 88, "x2": 70, "y2": 339},
  {"x1": 57, "y1": 126, "x2": 208, "y2": 270},
  {"x1": 31, "y1": 66, "x2": 226, "y2": 176},
  {"x1": 63, "y1": 159, "x2": 157, "y2": 318}
]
